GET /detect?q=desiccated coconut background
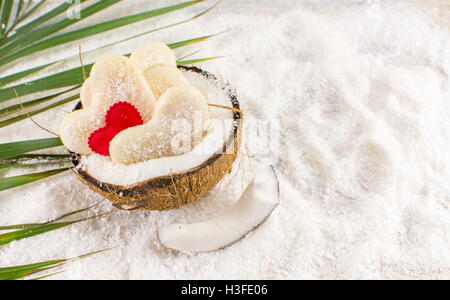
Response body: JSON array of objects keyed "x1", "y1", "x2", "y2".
[{"x1": 0, "y1": 0, "x2": 449, "y2": 279}]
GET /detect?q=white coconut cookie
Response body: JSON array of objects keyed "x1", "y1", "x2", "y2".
[
  {"x1": 80, "y1": 77, "x2": 93, "y2": 107},
  {"x1": 109, "y1": 85, "x2": 210, "y2": 165},
  {"x1": 131, "y1": 41, "x2": 184, "y2": 99},
  {"x1": 130, "y1": 40, "x2": 177, "y2": 71},
  {"x1": 143, "y1": 65, "x2": 188, "y2": 99},
  {"x1": 60, "y1": 54, "x2": 156, "y2": 154}
]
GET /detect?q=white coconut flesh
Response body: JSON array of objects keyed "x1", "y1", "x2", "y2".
[
  {"x1": 78, "y1": 69, "x2": 236, "y2": 186},
  {"x1": 157, "y1": 165, "x2": 280, "y2": 253}
]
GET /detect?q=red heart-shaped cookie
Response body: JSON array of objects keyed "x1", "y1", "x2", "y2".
[{"x1": 88, "y1": 102, "x2": 144, "y2": 156}]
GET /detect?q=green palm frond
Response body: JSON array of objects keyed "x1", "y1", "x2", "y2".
[
  {"x1": 0, "y1": 0, "x2": 15, "y2": 37},
  {"x1": 0, "y1": 0, "x2": 205, "y2": 66},
  {"x1": 0, "y1": 209, "x2": 113, "y2": 245},
  {"x1": 0, "y1": 200, "x2": 103, "y2": 230},
  {"x1": 1, "y1": 1, "x2": 86, "y2": 47},
  {"x1": 4, "y1": 0, "x2": 46, "y2": 39},
  {"x1": 0, "y1": 93, "x2": 79, "y2": 128},
  {"x1": 0, "y1": 202, "x2": 107, "y2": 261},
  {"x1": 0, "y1": 248, "x2": 110, "y2": 280},
  {"x1": 0, "y1": 168, "x2": 69, "y2": 191},
  {"x1": 0, "y1": 54, "x2": 219, "y2": 126},
  {"x1": 0, "y1": 154, "x2": 70, "y2": 170},
  {"x1": 0, "y1": 0, "x2": 114, "y2": 59},
  {"x1": 178, "y1": 56, "x2": 225, "y2": 65},
  {"x1": 29, "y1": 270, "x2": 65, "y2": 280},
  {"x1": 0, "y1": 86, "x2": 79, "y2": 119},
  {"x1": 0, "y1": 2, "x2": 219, "y2": 87},
  {"x1": 0, "y1": 138, "x2": 68, "y2": 191},
  {"x1": 0, "y1": 138, "x2": 62, "y2": 160},
  {"x1": 0, "y1": 63, "x2": 52, "y2": 87},
  {"x1": 0, "y1": 34, "x2": 217, "y2": 103},
  {"x1": 0, "y1": 35, "x2": 220, "y2": 133},
  {"x1": 1, "y1": 263, "x2": 60, "y2": 280}
]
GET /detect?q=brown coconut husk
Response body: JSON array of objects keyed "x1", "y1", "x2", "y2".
[{"x1": 71, "y1": 66, "x2": 243, "y2": 211}]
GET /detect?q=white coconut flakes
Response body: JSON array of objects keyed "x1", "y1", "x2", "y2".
[{"x1": 0, "y1": 0, "x2": 449, "y2": 280}]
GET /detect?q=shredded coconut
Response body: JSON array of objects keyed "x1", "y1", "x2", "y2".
[{"x1": 0, "y1": 0, "x2": 449, "y2": 279}]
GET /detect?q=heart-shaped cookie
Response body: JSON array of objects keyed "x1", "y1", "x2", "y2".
[
  {"x1": 131, "y1": 41, "x2": 183, "y2": 100},
  {"x1": 60, "y1": 41, "x2": 210, "y2": 166},
  {"x1": 130, "y1": 41, "x2": 177, "y2": 71},
  {"x1": 143, "y1": 65, "x2": 188, "y2": 99},
  {"x1": 109, "y1": 85, "x2": 210, "y2": 165},
  {"x1": 88, "y1": 102, "x2": 144, "y2": 156},
  {"x1": 60, "y1": 54, "x2": 156, "y2": 154}
]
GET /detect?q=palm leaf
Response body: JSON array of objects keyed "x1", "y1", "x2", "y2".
[
  {"x1": 1, "y1": 265, "x2": 60, "y2": 280},
  {"x1": 94, "y1": 0, "x2": 219, "y2": 51},
  {"x1": 0, "y1": 54, "x2": 218, "y2": 123},
  {"x1": 0, "y1": 93, "x2": 80, "y2": 128},
  {"x1": 0, "y1": 63, "x2": 53, "y2": 87},
  {"x1": 0, "y1": 211, "x2": 112, "y2": 245},
  {"x1": 14, "y1": 0, "x2": 25, "y2": 19},
  {"x1": 5, "y1": 0, "x2": 46, "y2": 37},
  {"x1": 0, "y1": 137, "x2": 62, "y2": 160},
  {"x1": 0, "y1": 55, "x2": 222, "y2": 128},
  {"x1": 0, "y1": 86, "x2": 79, "y2": 118},
  {"x1": 0, "y1": 200, "x2": 102, "y2": 230},
  {"x1": 0, "y1": 154, "x2": 70, "y2": 170},
  {"x1": 0, "y1": 37, "x2": 220, "y2": 126},
  {"x1": 0, "y1": 222, "x2": 72, "y2": 245},
  {"x1": 0, "y1": 35, "x2": 216, "y2": 103},
  {"x1": 0, "y1": 260, "x2": 63, "y2": 275},
  {"x1": 0, "y1": 0, "x2": 14, "y2": 36},
  {"x1": 177, "y1": 49, "x2": 205, "y2": 61},
  {"x1": 169, "y1": 35, "x2": 216, "y2": 49},
  {"x1": 29, "y1": 270, "x2": 65, "y2": 280},
  {"x1": 0, "y1": 0, "x2": 205, "y2": 66},
  {"x1": 0, "y1": 2, "x2": 218, "y2": 87},
  {"x1": 0, "y1": 0, "x2": 86, "y2": 48},
  {"x1": 178, "y1": 56, "x2": 225, "y2": 65},
  {"x1": 0, "y1": 249, "x2": 109, "y2": 280},
  {"x1": 2, "y1": 0, "x2": 205, "y2": 66},
  {"x1": 0, "y1": 167, "x2": 69, "y2": 191},
  {"x1": 0, "y1": 0, "x2": 119, "y2": 63},
  {"x1": 4, "y1": 0, "x2": 25, "y2": 37}
]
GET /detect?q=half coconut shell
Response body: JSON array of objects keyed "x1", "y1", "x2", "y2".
[{"x1": 70, "y1": 66, "x2": 242, "y2": 211}]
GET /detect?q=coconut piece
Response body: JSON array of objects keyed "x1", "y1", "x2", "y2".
[
  {"x1": 109, "y1": 85, "x2": 210, "y2": 165},
  {"x1": 143, "y1": 65, "x2": 188, "y2": 99},
  {"x1": 60, "y1": 55, "x2": 156, "y2": 155},
  {"x1": 157, "y1": 165, "x2": 279, "y2": 253},
  {"x1": 130, "y1": 41, "x2": 177, "y2": 71}
]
